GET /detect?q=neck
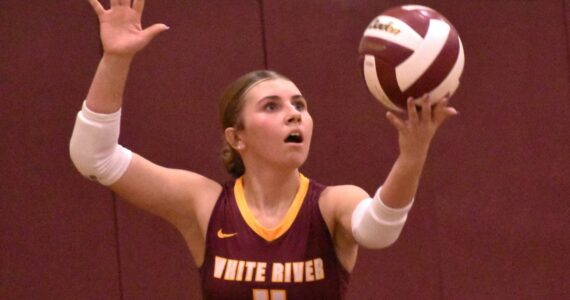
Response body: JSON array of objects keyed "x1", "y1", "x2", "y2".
[{"x1": 241, "y1": 168, "x2": 301, "y2": 213}]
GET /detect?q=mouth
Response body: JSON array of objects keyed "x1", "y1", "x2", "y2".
[{"x1": 284, "y1": 132, "x2": 303, "y2": 144}]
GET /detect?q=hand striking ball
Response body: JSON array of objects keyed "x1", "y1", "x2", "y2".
[{"x1": 359, "y1": 5, "x2": 465, "y2": 112}]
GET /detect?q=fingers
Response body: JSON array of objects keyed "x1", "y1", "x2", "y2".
[
  {"x1": 433, "y1": 97, "x2": 458, "y2": 126},
  {"x1": 132, "y1": 0, "x2": 145, "y2": 13},
  {"x1": 88, "y1": 0, "x2": 105, "y2": 15},
  {"x1": 109, "y1": 0, "x2": 136, "y2": 7},
  {"x1": 115, "y1": 0, "x2": 133, "y2": 7},
  {"x1": 386, "y1": 111, "x2": 406, "y2": 131},
  {"x1": 142, "y1": 23, "x2": 170, "y2": 41},
  {"x1": 418, "y1": 94, "x2": 431, "y2": 122},
  {"x1": 407, "y1": 94, "x2": 458, "y2": 125},
  {"x1": 94, "y1": 0, "x2": 142, "y2": 13},
  {"x1": 406, "y1": 97, "x2": 419, "y2": 123}
]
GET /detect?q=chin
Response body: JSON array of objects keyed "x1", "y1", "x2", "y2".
[{"x1": 284, "y1": 153, "x2": 309, "y2": 169}]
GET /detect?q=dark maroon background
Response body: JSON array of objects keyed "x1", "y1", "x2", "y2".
[{"x1": 2, "y1": 0, "x2": 569, "y2": 299}]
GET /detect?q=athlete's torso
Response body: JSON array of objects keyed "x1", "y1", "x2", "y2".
[{"x1": 199, "y1": 175, "x2": 350, "y2": 300}]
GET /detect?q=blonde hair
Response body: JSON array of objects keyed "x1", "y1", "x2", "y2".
[{"x1": 219, "y1": 70, "x2": 288, "y2": 178}]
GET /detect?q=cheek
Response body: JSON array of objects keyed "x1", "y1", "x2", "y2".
[
  {"x1": 245, "y1": 117, "x2": 279, "y2": 141},
  {"x1": 305, "y1": 115, "x2": 314, "y2": 139}
]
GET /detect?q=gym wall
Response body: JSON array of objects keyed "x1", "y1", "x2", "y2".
[{"x1": 2, "y1": 0, "x2": 569, "y2": 299}]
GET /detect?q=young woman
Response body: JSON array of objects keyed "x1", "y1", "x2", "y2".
[{"x1": 70, "y1": 0, "x2": 457, "y2": 299}]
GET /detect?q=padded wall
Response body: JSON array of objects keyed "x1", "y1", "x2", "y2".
[
  {"x1": 429, "y1": 2, "x2": 570, "y2": 298},
  {"x1": 1, "y1": 1, "x2": 122, "y2": 299},
  {"x1": 2, "y1": 0, "x2": 569, "y2": 299}
]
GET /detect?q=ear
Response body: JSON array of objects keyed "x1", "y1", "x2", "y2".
[{"x1": 224, "y1": 127, "x2": 245, "y2": 150}]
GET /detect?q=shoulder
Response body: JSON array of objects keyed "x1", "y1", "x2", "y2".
[
  {"x1": 320, "y1": 184, "x2": 369, "y2": 205},
  {"x1": 318, "y1": 184, "x2": 369, "y2": 222},
  {"x1": 317, "y1": 184, "x2": 370, "y2": 270}
]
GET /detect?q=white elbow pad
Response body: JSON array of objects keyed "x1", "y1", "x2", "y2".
[
  {"x1": 351, "y1": 187, "x2": 413, "y2": 249},
  {"x1": 69, "y1": 101, "x2": 132, "y2": 186}
]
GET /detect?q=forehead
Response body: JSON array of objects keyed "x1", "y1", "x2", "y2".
[{"x1": 243, "y1": 78, "x2": 301, "y2": 102}]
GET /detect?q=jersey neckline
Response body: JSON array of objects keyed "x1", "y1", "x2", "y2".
[{"x1": 234, "y1": 174, "x2": 310, "y2": 242}]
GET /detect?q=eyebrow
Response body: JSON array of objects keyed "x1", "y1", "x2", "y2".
[{"x1": 259, "y1": 95, "x2": 306, "y2": 102}]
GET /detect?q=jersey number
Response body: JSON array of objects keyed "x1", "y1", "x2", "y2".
[{"x1": 252, "y1": 289, "x2": 286, "y2": 300}]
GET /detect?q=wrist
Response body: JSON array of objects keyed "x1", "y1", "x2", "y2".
[
  {"x1": 85, "y1": 54, "x2": 132, "y2": 113},
  {"x1": 101, "y1": 53, "x2": 134, "y2": 67},
  {"x1": 397, "y1": 151, "x2": 428, "y2": 166}
]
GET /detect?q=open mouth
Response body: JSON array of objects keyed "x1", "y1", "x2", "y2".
[{"x1": 284, "y1": 132, "x2": 303, "y2": 143}]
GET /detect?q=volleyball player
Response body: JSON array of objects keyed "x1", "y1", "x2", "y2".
[{"x1": 70, "y1": 0, "x2": 457, "y2": 298}]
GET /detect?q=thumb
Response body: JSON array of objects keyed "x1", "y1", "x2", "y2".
[
  {"x1": 142, "y1": 23, "x2": 170, "y2": 42},
  {"x1": 386, "y1": 111, "x2": 405, "y2": 131}
]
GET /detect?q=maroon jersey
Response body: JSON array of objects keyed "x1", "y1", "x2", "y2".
[{"x1": 199, "y1": 174, "x2": 350, "y2": 300}]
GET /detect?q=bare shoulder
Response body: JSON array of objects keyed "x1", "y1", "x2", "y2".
[
  {"x1": 176, "y1": 169, "x2": 223, "y2": 224},
  {"x1": 318, "y1": 184, "x2": 370, "y2": 271},
  {"x1": 319, "y1": 184, "x2": 370, "y2": 222},
  {"x1": 320, "y1": 184, "x2": 369, "y2": 205}
]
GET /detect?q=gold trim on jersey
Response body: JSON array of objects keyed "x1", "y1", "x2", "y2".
[{"x1": 234, "y1": 174, "x2": 309, "y2": 242}]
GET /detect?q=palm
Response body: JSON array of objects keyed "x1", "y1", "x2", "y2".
[{"x1": 99, "y1": 7, "x2": 146, "y2": 55}]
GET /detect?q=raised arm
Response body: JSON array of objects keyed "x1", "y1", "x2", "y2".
[
  {"x1": 381, "y1": 94, "x2": 457, "y2": 207},
  {"x1": 324, "y1": 95, "x2": 457, "y2": 269},
  {"x1": 70, "y1": 0, "x2": 221, "y2": 236},
  {"x1": 85, "y1": 0, "x2": 168, "y2": 112},
  {"x1": 350, "y1": 95, "x2": 457, "y2": 247}
]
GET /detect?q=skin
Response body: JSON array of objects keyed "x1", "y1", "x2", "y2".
[{"x1": 83, "y1": 0, "x2": 458, "y2": 272}]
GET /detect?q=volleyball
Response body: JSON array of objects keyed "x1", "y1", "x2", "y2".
[{"x1": 358, "y1": 5, "x2": 465, "y2": 112}]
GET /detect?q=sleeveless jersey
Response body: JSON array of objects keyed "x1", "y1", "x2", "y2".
[{"x1": 199, "y1": 174, "x2": 350, "y2": 300}]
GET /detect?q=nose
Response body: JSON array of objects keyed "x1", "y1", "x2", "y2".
[{"x1": 287, "y1": 107, "x2": 302, "y2": 124}]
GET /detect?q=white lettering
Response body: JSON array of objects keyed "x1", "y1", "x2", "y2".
[
  {"x1": 255, "y1": 262, "x2": 267, "y2": 282},
  {"x1": 224, "y1": 259, "x2": 238, "y2": 280},
  {"x1": 314, "y1": 258, "x2": 325, "y2": 280},
  {"x1": 271, "y1": 263, "x2": 284, "y2": 282},
  {"x1": 236, "y1": 260, "x2": 245, "y2": 281},
  {"x1": 245, "y1": 261, "x2": 256, "y2": 282},
  {"x1": 305, "y1": 260, "x2": 315, "y2": 282},
  {"x1": 292, "y1": 262, "x2": 304, "y2": 282},
  {"x1": 252, "y1": 289, "x2": 269, "y2": 300},
  {"x1": 271, "y1": 289, "x2": 286, "y2": 300},
  {"x1": 213, "y1": 256, "x2": 227, "y2": 279},
  {"x1": 212, "y1": 256, "x2": 326, "y2": 284},
  {"x1": 284, "y1": 262, "x2": 292, "y2": 283}
]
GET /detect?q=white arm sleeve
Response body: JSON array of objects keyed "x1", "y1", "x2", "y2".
[
  {"x1": 351, "y1": 186, "x2": 413, "y2": 249},
  {"x1": 69, "y1": 101, "x2": 132, "y2": 186}
]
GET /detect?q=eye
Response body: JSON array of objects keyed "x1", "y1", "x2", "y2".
[
  {"x1": 293, "y1": 100, "x2": 307, "y2": 111},
  {"x1": 264, "y1": 102, "x2": 278, "y2": 111}
]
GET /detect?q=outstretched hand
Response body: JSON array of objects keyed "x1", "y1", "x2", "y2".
[
  {"x1": 88, "y1": 0, "x2": 169, "y2": 58},
  {"x1": 386, "y1": 94, "x2": 458, "y2": 160}
]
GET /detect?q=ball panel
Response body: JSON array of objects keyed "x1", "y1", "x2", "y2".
[
  {"x1": 395, "y1": 19, "x2": 451, "y2": 91},
  {"x1": 401, "y1": 5, "x2": 434, "y2": 11},
  {"x1": 428, "y1": 38, "x2": 465, "y2": 101},
  {"x1": 363, "y1": 55, "x2": 404, "y2": 112},
  {"x1": 383, "y1": 7, "x2": 431, "y2": 37},
  {"x1": 402, "y1": 5, "x2": 454, "y2": 26},
  {"x1": 358, "y1": 36, "x2": 415, "y2": 65},
  {"x1": 402, "y1": 21, "x2": 459, "y2": 96},
  {"x1": 404, "y1": 21, "x2": 461, "y2": 97},
  {"x1": 373, "y1": 56, "x2": 410, "y2": 109}
]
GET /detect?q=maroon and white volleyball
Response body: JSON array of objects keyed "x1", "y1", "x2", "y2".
[{"x1": 358, "y1": 5, "x2": 465, "y2": 112}]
